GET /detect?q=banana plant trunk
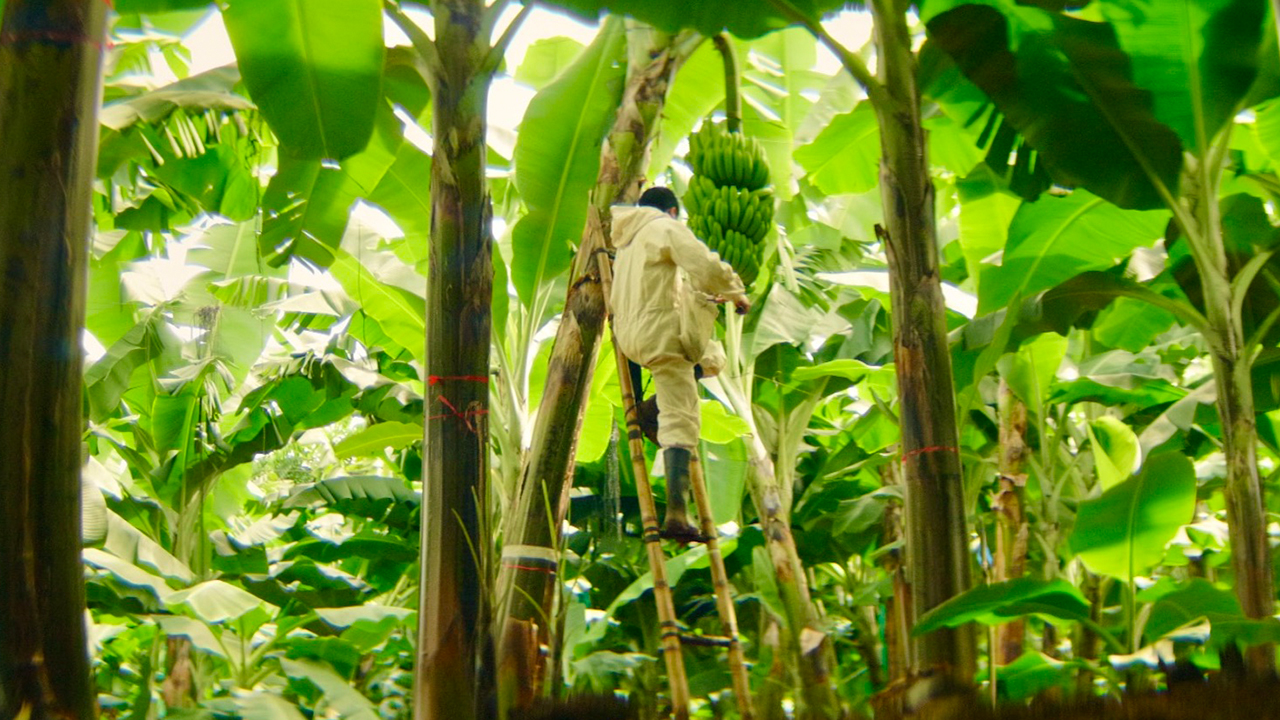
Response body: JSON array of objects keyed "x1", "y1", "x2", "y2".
[
  {"x1": 1189, "y1": 183, "x2": 1275, "y2": 674},
  {"x1": 744, "y1": 448, "x2": 842, "y2": 720},
  {"x1": 869, "y1": 0, "x2": 976, "y2": 680},
  {"x1": 0, "y1": 2, "x2": 107, "y2": 719},
  {"x1": 497, "y1": 27, "x2": 691, "y2": 702},
  {"x1": 994, "y1": 380, "x2": 1028, "y2": 664},
  {"x1": 415, "y1": 2, "x2": 496, "y2": 719},
  {"x1": 718, "y1": 375, "x2": 842, "y2": 719}
]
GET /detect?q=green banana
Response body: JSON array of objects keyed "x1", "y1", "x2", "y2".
[{"x1": 683, "y1": 120, "x2": 773, "y2": 285}]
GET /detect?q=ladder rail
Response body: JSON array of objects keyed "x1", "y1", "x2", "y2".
[
  {"x1": 690, "y1": 455, "x2": 754, "y2": 720},
  {"x1": 598, "y1": 251, "x2": 692, "y2": 720}
]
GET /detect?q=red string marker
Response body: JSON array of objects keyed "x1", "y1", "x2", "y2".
[{"x1": 900, "y1": 445, "x2": 960, "y2": 463}]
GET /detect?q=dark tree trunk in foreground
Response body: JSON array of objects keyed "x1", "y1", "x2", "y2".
[
  {"x1": 498, "y1": 26, "x2": 693, "y2": 705},
  {"x1": 869, "y1": 0, "x2": 976, "y2": 680},
  {"x1": 415, "y1": 1, "x2": 496, "y2": 719},
  {"x1": 0, "y1": 2, "x2": 107, "y2": 719}
]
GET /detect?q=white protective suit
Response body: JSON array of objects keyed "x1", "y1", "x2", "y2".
[{"x1": 610, "y1": 205, "x2": 747, "y2": 448}]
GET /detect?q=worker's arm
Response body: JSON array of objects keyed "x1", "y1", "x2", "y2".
[{"x1": 660, "y1": 220, "x2": 748, "y2": 308}]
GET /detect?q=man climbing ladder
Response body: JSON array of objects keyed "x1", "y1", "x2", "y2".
[
  {"x1": 609, "y1": 186, "x2": 750, "y2": 542},
  {"x1": 601, "y1": 186, "x2": 755, "y2": 719}
]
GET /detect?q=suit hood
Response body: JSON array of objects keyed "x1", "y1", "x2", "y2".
[{"x1": 611, "y1": 205, "x2": 670, "y2": 249}]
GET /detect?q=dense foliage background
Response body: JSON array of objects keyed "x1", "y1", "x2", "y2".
[{"x1": 6, "y1": 0, "x2": 1280, "y2": 718}]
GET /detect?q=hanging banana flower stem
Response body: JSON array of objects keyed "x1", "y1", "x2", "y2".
[{"x1": 713, "y1": 33, "x2": 741, "y2": 133}]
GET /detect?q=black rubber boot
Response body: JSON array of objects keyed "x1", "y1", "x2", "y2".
[{"x1": 660, "y1": 447, "x2": 706, "y2": 543}]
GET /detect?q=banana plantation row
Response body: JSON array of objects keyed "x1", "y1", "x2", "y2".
[{"x1": 2, "y1": 0, "x2": 1279, "y2": 719}]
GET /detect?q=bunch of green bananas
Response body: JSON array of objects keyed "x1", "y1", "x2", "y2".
[{"x1": 683, "y1": 122, "x2": 773, "y2": 285}]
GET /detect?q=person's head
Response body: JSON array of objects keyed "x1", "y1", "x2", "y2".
[{"x1": 639, "y1": 186, "x2": 679, "y2": 218}]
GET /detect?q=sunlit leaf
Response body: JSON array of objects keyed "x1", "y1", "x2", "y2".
[
  {"x1": 648, "y1": 41, "x2": 725, "y2": 177},
  {"x1": 1088, "y1": 416, "x2": 1139, "y2": 491},
  {"x1": 280, "y1": 658, "x2": 379, "y2": 720},
  {"x1": 515, "y1": 36, "x2": 585, "y2": 90},
  {"x1": 795, "y1": 102, "x2": 879, "y2": 195},
  {"x1": 700, "y1": 400, "x2": 750, "y2": 444},
  {"x1": 328, "y1": 249, "x2": 425, "y2": 359},
  {"x1": 511, "y1": 17, "x2": 626, "y2": 307},
  {"x1": 915, "y1": 578, "x2": 1091, "y2": 635},
  {"x1": 224, "y1": 0, "x2": 384, "y2": 159},
  {"x1": 1069, "y1": 452, "x2": 1196, "y2": 579},
  {"x1": 1102, "y1": 0, "x2": 1267, "y2": 154},
  {"x1": 979, "y1": 191, "x2": 1168, "y2": 314},
  {"x1": 1143, "y1": 578, "x2": 1242, "y2": 643},
  {"x1": 333, "y1": 422, "x2": 423, "y2": 458},
  {"x1": 154, "y1": 615, "x2": 226, "y2": 658},
  {"x1": 84, "y1": 548, "x2": 172, "y2": 603},
  {"x1": 167, "y1": 580, "x2": 274, "y2": 624},
  {"x1": 236, "y1": 693, "x2": 308, "y2": 720},
  {"x1": 99, "y1": 66, "x2": 251, "y2": 131}
]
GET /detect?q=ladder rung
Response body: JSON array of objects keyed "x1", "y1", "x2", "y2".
[{"x1": 679, "y1": 634, "x2": 735, "y2": 648}]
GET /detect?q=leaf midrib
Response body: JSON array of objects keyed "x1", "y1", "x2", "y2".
[{"x1": 530, "y1": 26, "x2": 620, "y2": 296}]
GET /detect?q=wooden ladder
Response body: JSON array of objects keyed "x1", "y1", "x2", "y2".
[{"x1": 596, "y1": 250, "x2": 754, "y2": 720}]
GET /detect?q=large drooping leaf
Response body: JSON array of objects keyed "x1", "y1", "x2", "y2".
[
  {"x1": 1069, "y1": 451, "x2": 1196, "y2": 579},
  {"x1": 1142, "y1": 578, "x2": 1242, "y2": 643},
  {"x1": 84, "y1": 548, "x2": 172, "y2": 603},
  {"x1": 105, "y1": 512, "x2": 194, "y2": 583},
  {"x1": 515, "y1": 36, "x2": 586, "y2": 90},
  {"x1": 1100, "y1": 0, "x2": 1267, "y2": 155},
  {"x1": 925, "y1": 2, "x2": 1183, "y2": 210},
  {"x1": 1005, "y1": 271, "x2": 1203, "y2": 346},
  {"x1": 224, "y1": 0, "x2": 384, "y2": 159},
  {"x1": 699, "y1": 400, "x2": 751, "y2": 444},
  {"x1": 1092, "y1": 296, "x2": 1178, "y2": 352},
  {"x1": 1087, "y1": 416, "x2": 1140, "y2": 491},
  {"x1": 733, "y1": 29, "x2": 823, "y2": 200},
  {"x1": 280, "y1": 659, "x2": 379, "y2": 720},
  {"x1": 236, "y1": 693, "x2": 308, "y2": 720},
  {"x1": 283, "y1": 476, "x2": 419, "y2": 529},
  {"x1": 510, "y1": 17, "x2": 626, "y2": 307},
  {"x1": 794, "y1": 102, "x2": 879, "y2": 195},
  {"x1": 333, "y1": 422, "x2": 423, "y2": 458},
  {"x1": 1051, "y1": 348, "x2": 1187, "y2": 411},
  {"x1": 995, "y1": 652, "x2": 1074, "y2": 702},
  {"x1": 167, "y1": 580, "x2": 274, "y2": 624},
  {"x1": 604, "y1": 539, "x2": 739, "y2": 615},
  {"x1": 154, "y1": 616, "x2": 226, "y2": 658},
  {"x1": 702, "y1": 440, "x2": 749, "y2": 525},
  {"x1": 648, "y1": 41, "x2": 725, "y2": 177},
  {"x1": 367, "y1": 142, "x2": 433, "y2": 272},
  {"x1": 978, "y1": 190, "x2": 1169, "y2": 314},
  {"x1": 328, "y1": 249, "x2": 425, "y2": 360},
  {"x1": 260, "y1": 103, "x2": 411, "y2": 265},
  {"x1": 915, "y1": 578, "x2": 1092, "y2": 635},
  {"x1": 541, "y1": 0, "x2": 848, "y2": 40},
  {"x1": 100, "y1": 67, "x2": 252, "y2": 131},
  {"x1": 997, "y1": 332, "x2": 1067, "y2": 420},
  {"x1": 284, "y1": 536, "x2": 419, "y2": 564},
  {"x1": 85, "y1": 313, "x2": 168, "y2": 422}
]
